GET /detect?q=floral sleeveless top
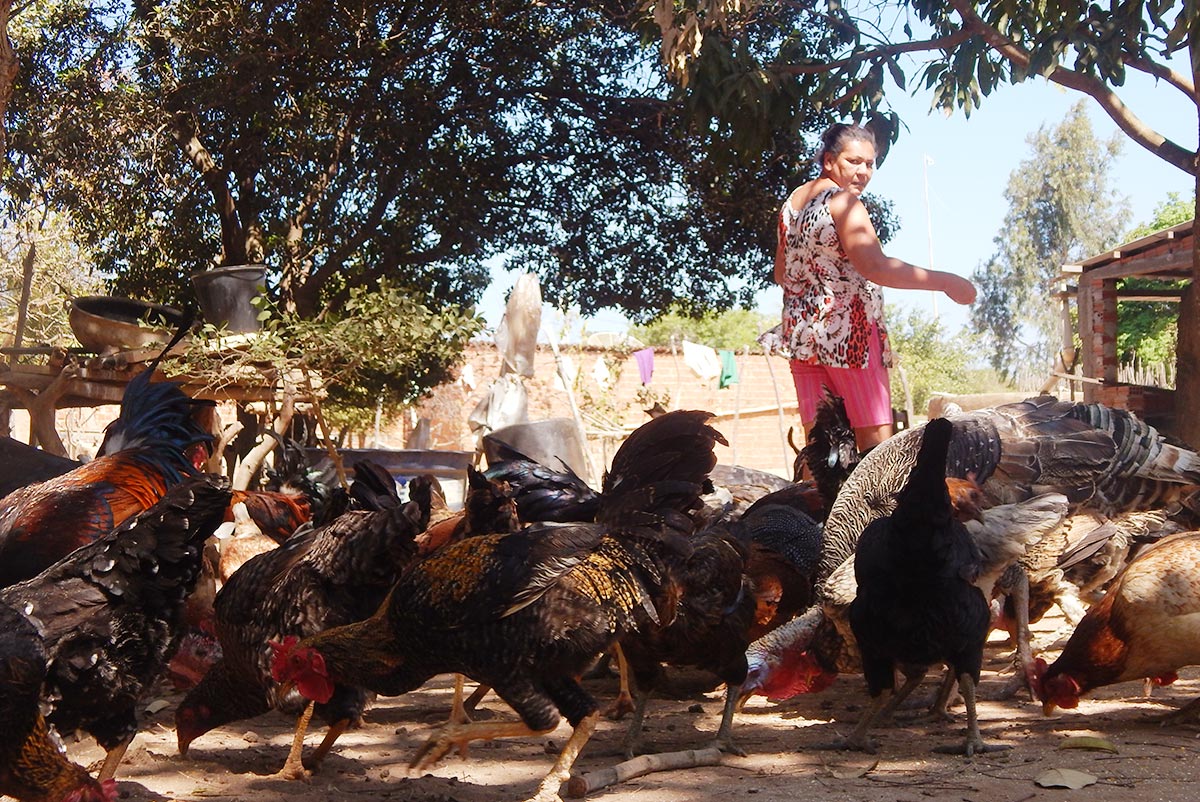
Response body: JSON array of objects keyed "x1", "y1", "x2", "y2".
[{"x1": 779, "y1": 187, "x2": 892, "y2": 369}]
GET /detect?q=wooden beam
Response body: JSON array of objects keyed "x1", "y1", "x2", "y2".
[{"x1": 1081, "y1": 248, "x2": 1191, "y2": 281}]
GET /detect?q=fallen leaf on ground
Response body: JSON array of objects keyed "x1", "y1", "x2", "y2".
[
  {"x1": 1058, "y1": 736, "x2": 1117, "y2": 753},
  {"x1": 1035, "y1": 768, "x2": 1098, "y2": 789}
]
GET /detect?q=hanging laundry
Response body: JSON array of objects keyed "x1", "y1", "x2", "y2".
[
  {"x1": 718, "y1": 350, "x2": 739, "y2": 388},
  {"x1": 592, "y1": 356, "x2": 612, "y2": 389},
  {"x1": 633, "y1": 347, "x2": 655, "y2": 385},
  {"x1": 682, "y1": 340, "x2": 721, "y2": 381}
]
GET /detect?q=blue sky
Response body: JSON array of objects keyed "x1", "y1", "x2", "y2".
[{"x1": 479, "y1": 63, "x2": 1195, "y2": 340}]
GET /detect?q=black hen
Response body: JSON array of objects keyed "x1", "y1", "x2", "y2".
[
  {"x1": 0, "y1": 599, "x2": 117, "y2": 802},
  {"x1": 798, "y1": 388, "x2": 861, "y2": 515},
  {"x1": 0, "y1": 475, "x2": 230, "y2": 781},
  {"x1": 843, "y1": 418, "x2": 999, "y2": 755},
  {"x1": 175, "y1": 471, "x2": 432, "y2": 775},
  {"x1": 484, "y1": 453, "x2": 600, "y2": 523},
  {"x1": 270, "y1": 410, "x2": 721, "y2": 798}
]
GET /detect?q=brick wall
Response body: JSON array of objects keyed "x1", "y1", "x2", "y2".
[{"x1": 409, "y1": 341, "x2": 803, "y2": 482}]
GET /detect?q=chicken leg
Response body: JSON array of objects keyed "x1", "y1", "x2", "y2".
[
  {"x1": 95, "y1": 737, "x2": 132, "y2": 782},
  {"x1": 932, "y1": 673, "x2": 1010, "y2": 756},
  {"x1": 272, "y1": 700, "x2": 315, "y2": 781},
  {"x1": 411, "y1": 718, "x2": 556, "y2": 771}
]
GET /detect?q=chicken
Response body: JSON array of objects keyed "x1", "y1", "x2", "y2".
[
  {"x1": 482, "y1": 454, "x2": 599, "y2": 523},
  {"x1": 748, "y1": 396, "x2": 1200, "y2": 705},
  {"x1": 270, "y1": 410, "x2": 721, "y2": 801},
  {"x1": 1034, "y1": 531, "x2": 1200, "y2": 720},
  {"x1": 225, "y1": 489, "x2": 313, "y2": 545},
  {"x1": 840, "y1": 418, "x2": 1003, "y2": 756},
  {"x1": 0, "y1": 599, "x2": 117, "y2": 802},
  {"x1": 992, "y1": 507, "x2": 1183, "y2": 693},
  {"x1": 175, "y1": 469, "x2": 432, "y2": 776},
  {"x1": 0, "y1": 365, "x2": 214, "y2": 587},
  {"x1": 797, "y1": 388, "x2": 860, "y2": 513},
  {"x1": 740, "y1": 494, "x2": 825, "y2": 641},
  {"x1": 617, "y1": 495, "x2": 823, "y2": 757},
  {"x1": 0, "y1": 475, "x2": 230, "y2": 781},
  {"x1": 215, "y1": 501, "x2": 278, "y2": 586},
  {"x1": 416, "y1": 466, "x2": 520, "y2": 555}
]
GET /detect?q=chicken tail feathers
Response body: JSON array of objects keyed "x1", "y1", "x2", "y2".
[
  {"x1": 597, "y1": 411, "x2": 725, "y2": 540},
  {"x1": 97, "y1": 361, "x2": 214, "y2": 475}
]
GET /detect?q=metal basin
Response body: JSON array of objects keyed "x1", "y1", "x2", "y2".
[{"x1": 68, "y1": 296, "x2": 186, "y2": 354}]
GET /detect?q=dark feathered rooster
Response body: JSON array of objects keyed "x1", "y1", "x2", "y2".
[
  {"x1": 842, "y1": 418, "x2": 1001, "y2": 755},
  {"x1": 0, "y1": 348, "x2": 213, "y2": 587},
  {"x1": 616, "y1": 490, "x2": 823, "y2": 758},
  {"x1": 176, "y1": 468, "x2": 432, "y2": 776},
  {"x1": 0, "y1": 599, "x2": 116, "y2": 802},
  {"x1": 270, "y1": 410, "x2": 721, "y2": 798},
  {"x1": 0, "y1": 475, "x2": 230, "y2": 781}
]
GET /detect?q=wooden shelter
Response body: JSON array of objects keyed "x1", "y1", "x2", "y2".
[
  {"x1": 1056, "y1": 220, "x2": 1190, "y2": 431},
  {"x1": 0, "y1": 340, "x2": 317, "y2": 458}
]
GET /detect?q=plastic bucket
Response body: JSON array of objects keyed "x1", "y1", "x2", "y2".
[
  {"x1": 482, "y1": 417, "x2": 590, "y2": 481},
  {"x1": 191, "y1": 265, "x2": 266, "y2": 332}
]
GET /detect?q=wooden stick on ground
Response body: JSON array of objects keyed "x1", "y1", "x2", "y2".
[{"x1": 564, "y1": 747, "x2": 723, "y2": 798}]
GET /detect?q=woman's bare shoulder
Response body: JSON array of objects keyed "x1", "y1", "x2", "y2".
[{"x1": 786, "y1": 179, "x2": 831, "y2": 213}]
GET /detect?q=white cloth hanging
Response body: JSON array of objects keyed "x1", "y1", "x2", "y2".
[{"x1": 682, "y1": 339, "x2": 721, "y2": 381}]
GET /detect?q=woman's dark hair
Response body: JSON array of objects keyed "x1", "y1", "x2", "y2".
[{"x1": 815, "y1": 123, "x2": 876, "y2": 167}]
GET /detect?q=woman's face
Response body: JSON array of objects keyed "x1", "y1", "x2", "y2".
[{"x1": 823, "y1": 139, "x2": 876, "y2": 195}]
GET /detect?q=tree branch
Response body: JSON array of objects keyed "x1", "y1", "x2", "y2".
[
  {"x1": 772, "y1": 29, "x2": 974, "y2": 75},
  {"x1": 1125, "y1": 54, "x2": 1195, "y2": 98},
  {"x1": 947, "y1": 0, "x2": 1197, "y2": 176}
]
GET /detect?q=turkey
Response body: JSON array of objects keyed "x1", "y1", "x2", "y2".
[{"x1": 744, "y1": 396, "x2": 1200, "y2": 706}]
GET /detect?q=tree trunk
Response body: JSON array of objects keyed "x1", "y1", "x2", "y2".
[{"x1": 0, "y1": 0, "x2": 16, "y2": 160}]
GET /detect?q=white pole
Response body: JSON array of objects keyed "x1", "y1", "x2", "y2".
[{"x1": 923, "y1": 153, "x2": 939, "y2": 322}]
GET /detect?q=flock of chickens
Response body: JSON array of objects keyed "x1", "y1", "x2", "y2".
[{"x1": 3, "y1": 358, "x2": 1200, "y2": 802}]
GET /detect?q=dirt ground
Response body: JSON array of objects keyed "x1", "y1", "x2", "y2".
[{"x1": 59, "y1": 613, "x2": 1200, "y2": 802}]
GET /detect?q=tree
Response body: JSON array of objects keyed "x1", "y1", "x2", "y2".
[
  {"x1": 886, "y1": 304, "x2": 975, "y2": 416},
  {"x1": 630, "y1": 304, "x2": 777, "y2": 351},
  {"x1": 970, "y1": 102, "x2": 1129, "y2": 378},
  {"x1": 4, "y1": 0, "x2": 853, "y2": 326},
  {"x1": 640, "y1": 1, "x2": 1200, "y2": 445}
]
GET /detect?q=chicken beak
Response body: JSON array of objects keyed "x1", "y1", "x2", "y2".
[{"x1": 1041, "y1": 700, "x2": 1057, "y2": 717}]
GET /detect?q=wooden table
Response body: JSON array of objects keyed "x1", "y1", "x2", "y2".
[{"x1": 0, "y1": 344, "x2": 317, "y2": 457}]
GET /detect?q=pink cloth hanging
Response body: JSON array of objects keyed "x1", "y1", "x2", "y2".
[{"x1": 633, "y1": 347, "x2": 654, "y2": 385}]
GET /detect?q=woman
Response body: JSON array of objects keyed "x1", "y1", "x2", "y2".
[{"x1": 776, "y1": 123, "x2": 976, "y2": 452}]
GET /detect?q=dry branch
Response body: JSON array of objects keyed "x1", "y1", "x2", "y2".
[{"x1": 564, "y1": 747, "x2": 723, "y2": 798}]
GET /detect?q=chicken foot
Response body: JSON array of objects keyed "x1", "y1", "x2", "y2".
[
  {"x1": 272, "y1": 700, "x2": 315, "y2": 781},
  {"x1": 709, "y1": 683, "x2": 746, "y2": 757},
  {"x1": 524, "y1": 712, "x2": 599, "y2": 802},
  {"x1": 304, "y1": 717, "x2": 350, "y2": 771},
  {"x1": 410, "y1": 718, "x2": 556, "y2": 771},
  {"x1": 813, "y1": 691, "x2": 888, "y2": 754},
  {"x1": 931, "y1": 673, "x2": 1010, "y2": 756}
]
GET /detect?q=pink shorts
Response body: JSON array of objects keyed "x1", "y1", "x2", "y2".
[{"x1": 790, "y1": 325, "x2": 892, "y2": 429}]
